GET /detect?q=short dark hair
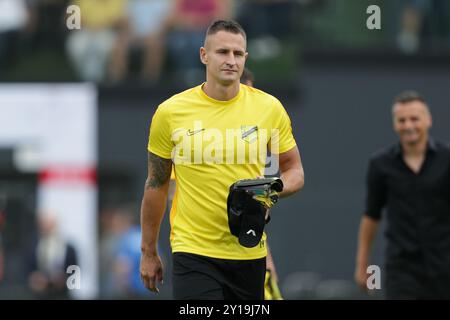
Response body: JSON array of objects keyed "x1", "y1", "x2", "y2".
[
  {"x1": 393, "y1": 90, "x2": 427, "y2": 105},
  {"x1": 241, "y1": 68, "x2": 254, "y2": 85},
  {"x1": 205, "y1": 20, "x2": 246, "y2": 41}
]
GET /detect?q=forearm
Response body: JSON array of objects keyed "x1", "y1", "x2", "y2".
[
  {"x1": 141, "y1": 184, "x2": 169, "y2": 256},
  {"x1": 279, "y1": 167, "x2": 304, "y2": 198},
  {"x1": 356, "y1": 215, "x2": 379, "y2": 266},
  {"x1": 266, "y1": 244, "x2": 278, "y2": 280},
  {"x1": 266, "y1": 244, "x2": 274, "y2": 270},
  {"x1": 276, "y1": 147, "x2": 304, "y2": 198}
]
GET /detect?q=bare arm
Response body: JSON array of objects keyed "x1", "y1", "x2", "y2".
[
  {"x1": 265, "y1": 243, "x2": 278, "y2": 282},
  {"x1": 278, "y1": 146, "x2": 304, "y2": 198},
  {"x1": 354, "y1": 215, "x2": 379, "y2": 291},
  {"x1": 140, "y1": 152, "x2": 172, "y2": 293}
]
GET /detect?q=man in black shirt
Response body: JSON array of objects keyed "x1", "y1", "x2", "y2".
[{"x1": 354, "y1": 90, "x2": 450, "y2": 299}]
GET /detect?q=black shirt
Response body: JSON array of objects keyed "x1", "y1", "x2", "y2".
[{"x1": 365, "y1": 138, "x2": 450, "y2": 275}]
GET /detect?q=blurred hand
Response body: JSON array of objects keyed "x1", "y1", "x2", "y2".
[
  {"x1": 354, "y1": 263, "x2": 369, "y2": 292},
  {"x1": 140, "y1": 253, "x2": 163, "y2": 293}
]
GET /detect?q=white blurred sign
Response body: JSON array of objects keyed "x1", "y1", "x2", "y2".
[{"x1": 0, "y1": 84, "x2": 98, "y2": 299}]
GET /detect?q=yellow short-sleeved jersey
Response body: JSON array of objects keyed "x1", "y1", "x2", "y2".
[{"x1": 148, "y1": 83, "x2": 296, "y2": 260}]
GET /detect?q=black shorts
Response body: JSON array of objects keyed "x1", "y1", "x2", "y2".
[{"x1": 172, "y1": 252, "x2": 266, "y2": 300}]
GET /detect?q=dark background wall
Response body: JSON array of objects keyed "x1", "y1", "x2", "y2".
[{"x1": 98, "y1": 59, "x2": 450, "y2": 296}]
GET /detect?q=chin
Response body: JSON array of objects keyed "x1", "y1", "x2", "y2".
[
  {"x1": 219, "y1": 77, "x2": 238, "y2": 85},
  {"x1": 402, "y1": 137, "x2": 420, "y2": 145}
]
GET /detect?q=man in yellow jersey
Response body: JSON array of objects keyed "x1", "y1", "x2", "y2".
[{"x1": 140, "y1": 20, "x2": 304, "y2": 299}]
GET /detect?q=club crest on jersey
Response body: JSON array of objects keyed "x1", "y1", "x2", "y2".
[{"x1": 241, "y1": 125, "x2": 258, "y2": 143}]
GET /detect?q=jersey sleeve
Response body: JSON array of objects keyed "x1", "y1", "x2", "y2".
[
  {"x1": 270, "y1": 98, "x2": 297, "y2": 154},
  {"x1": 147, "y1": 104, "x2": 173, "y2": 159},
  {"x1": 364, "y1": 158, "x2": 386, "y2": 220}
]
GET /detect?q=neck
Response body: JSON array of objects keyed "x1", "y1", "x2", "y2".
[
  {"x1": 42, "y1": 232, "x2": 59, "y2": 240},
  {"x1": 202, "y1": 80, "x2": 240, "y2": 101},
  {"x1": 402, "y1": 137, "x2": 428, "y2": 157}
]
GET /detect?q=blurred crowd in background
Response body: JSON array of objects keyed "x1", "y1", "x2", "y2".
[
  {"x1": 1, "y1": 0, "x2": 450, "y2": 85},
  {"x1": 1, "y1": 0, "x2": 450, "y2": 300}
]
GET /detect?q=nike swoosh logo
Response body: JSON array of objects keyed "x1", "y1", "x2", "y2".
[{"x1": 187, "y1": 128, "x2": 205, "y2": 136}]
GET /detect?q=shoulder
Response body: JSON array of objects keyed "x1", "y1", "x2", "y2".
[
  {"x1": 368, "y1": 144, "x2": 397, "y2": 166},
  {"x1": 242, "y1": 85, "x2": 286, "y2": 112},
  {"x1": 157, "y1": 86, "x2": 200, "y2": 112},
  {"x1": 243, "y1": 84, "x2": 282, "y2": 104}
]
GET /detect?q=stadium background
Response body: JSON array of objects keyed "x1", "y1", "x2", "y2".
[{"x1": 1, "y1": 0, "x2": 449, "y2": 299}]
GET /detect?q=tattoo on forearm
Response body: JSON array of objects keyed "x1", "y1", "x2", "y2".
[{"x1": 145, "y1": 152, "x2": 172, "y2": 189}]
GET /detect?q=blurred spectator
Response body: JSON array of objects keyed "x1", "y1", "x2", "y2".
[
  {"x1": 165, "y1": 0, "x2": 232, "y2": 85},
  {"x1": 101, "y1": 204, "x2": 164, "y2": 299},
  {"x1": 235, "y1": 0, "x2": 300, "y2": 66},
  {"x1": 236, "y1": 0, "x2": 297, "y2": 40},
  {"x1": 66, "y1": 0, "x2": 128, "y2": 83},
  {"x1": 27, "y1": 212, "x2": 78, "y2": 299},
  {"x1": 397, "y1": 0, "x2": 450, "y2": 54},
  {"x1": 0, "y1": 196, "x2": 36, "y2": 294},
  {"x1": 0, "y1": 0, "x2": 29, "y2": 69},
  {"x1": 125, "y1": 0, "x2": 172, "y2": 83},
  {"x1": 114, "y1": 221, "x2": 151, "y2": 298},
  {"x1": 26, "y1": 0, "x2": 70, "y2": 52},
  {"x1": 99, "y1": 205, "x2": 134, "y2": 298}
]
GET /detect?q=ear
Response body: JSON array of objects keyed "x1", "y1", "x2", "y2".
[{"x1": 200, "y1": 47, "x2": 208, "y2": 65}]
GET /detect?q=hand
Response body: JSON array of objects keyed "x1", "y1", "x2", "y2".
[
  {"x1": 140, "y1": 253, "x2": 163, "y2": 293},
  {"x1": 354, "y1": 263, "x2": 369, "y2": 292},
  {"x1": 254, "y1": 175, "x2": 279, "y2": 217}
]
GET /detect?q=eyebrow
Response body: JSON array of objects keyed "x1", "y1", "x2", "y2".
[{"x1": 215, "y1": 48, "x2": 245, "y2": 54}]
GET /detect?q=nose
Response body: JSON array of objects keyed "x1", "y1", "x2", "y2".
[
  {"x1": 225, "y1": 53, "x2": 237, "y2": 66},
  {"x1": 404, "y1": 119, "x2": 413, "y2": 127},
  {"x1": 402, "y1": 120, "x2": 415, "y2": 131}
]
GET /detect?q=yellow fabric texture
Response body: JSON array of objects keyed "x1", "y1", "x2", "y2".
[{"x1": 148, "y1": 84, "x2": 296, "y2": 259}]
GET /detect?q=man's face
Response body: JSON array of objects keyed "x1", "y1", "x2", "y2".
[
  {"x1": 393, "y1": 101, "x2": 432, "y2": 145},
  {"x1": 38, "y1": 215, "x2": 58, "y2": 236},
  {"x1": 200, "y1": 31, "x2": 248, "y2": 85}
]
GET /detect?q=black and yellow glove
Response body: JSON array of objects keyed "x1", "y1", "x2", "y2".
[
  {"x1": 264, "y1": 270, "x2": 284, "y2": 300},
  {"x1": 227, "y1": 178, "x2": 283, "y2": 248}
]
